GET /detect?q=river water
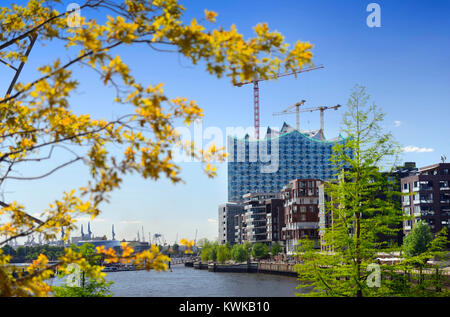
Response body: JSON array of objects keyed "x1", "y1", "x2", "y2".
[{"x1": 50, "y1": 264, "x2": 306, "y2": 297}]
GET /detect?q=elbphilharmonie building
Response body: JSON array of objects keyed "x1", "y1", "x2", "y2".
[{"x1": 227, "y1": 123, "x2": 348, "y2": 202}]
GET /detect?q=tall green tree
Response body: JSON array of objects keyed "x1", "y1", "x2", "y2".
[{"x1": 296, "y1": 85, "x2": 415, "y2": 297}]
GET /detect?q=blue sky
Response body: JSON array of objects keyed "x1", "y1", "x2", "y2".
[{"x1": 1, "y1": 0, "x2": 449, "y2": 243}]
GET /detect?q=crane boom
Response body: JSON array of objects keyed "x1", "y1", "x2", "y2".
[
  {"x1": 273, "y1": 104, "x2": 341, "y2": 140},
  {"x1": 234, "y1": 65, "x2": 324, "y2": 139},
  {"x1": 272, "y1": 99, "x2": 306, "y2": 130}
]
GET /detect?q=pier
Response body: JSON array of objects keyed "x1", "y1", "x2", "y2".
[{"x1": 186, "y1": 260, "x2": 297, "y2": 276}]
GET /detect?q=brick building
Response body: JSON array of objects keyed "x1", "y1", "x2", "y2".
[{"x1": 281, "y1": 179, "x2": 322, "y2": 254}]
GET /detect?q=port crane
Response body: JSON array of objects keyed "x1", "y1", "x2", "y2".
[
  {"x1": 273, "y1": 103, "x2": 341, "y2": 140},
  {"x1": 234, "y1": 65, "x2": 324, "y2": 139}
]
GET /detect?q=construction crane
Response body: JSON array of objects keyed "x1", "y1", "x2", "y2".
[
  {"x1": 234, "y1": 65, "x2": 324, "y2": 139},
  {"x1": 272, "y1": 99, "x2": 306, "y2": 130},
  {"x1": 274, "y1": 103, "x2": 341, "y2": 139}
]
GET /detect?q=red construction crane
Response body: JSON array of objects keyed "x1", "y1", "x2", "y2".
[{"x1": 234, "y1": 65, "x2": 324, "y2": 139}]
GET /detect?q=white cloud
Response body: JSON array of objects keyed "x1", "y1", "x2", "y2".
[
  {"x1": 403, "y1": 146, "x2": 434, "y2": 153},
  {"x1": 394, "y1": 120, "x2": 402, "y2": 127},
  {"x1": 207, "y1": 218, "x2": 218, "y2": 224}
]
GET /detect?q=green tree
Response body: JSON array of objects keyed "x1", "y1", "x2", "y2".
[
  {"x1": 243, "y1": 241, "x2": 252, "y2": 254},
  {"x1": 172, "y1": 243, "x2": 180, "y2": 255},
  {"x1": 208, "y1": 242, "x2": 218, "y2": 262},
  {"x1": 52, "y1": 243, "x2": 113, "y2": 297},
  {"x1": 1, "y1": 245, "x2": 16, "y2": 258},
  {"x1": 251, "y1": 243, "x2": 269, "y2": 260},
  {"x1": 297, "y1": 85, "x2": 400, "y2": 297},
  {"x1": 200, "y1": 241, "x2": 212, "y2": 262},
  {"x1": 231, "y1": 244, "x2": 248, "y2": 263},
  {"x1": 52, "y1": 279, "x2": 113, "y2": 297},
  {"x1": 217, "y1": 245, "x2": 231, "y2": 264},
  {"x1": 271, "y1": 242, "x2": 283, "y2": 256},
  {"x1": 403, "y1": 221, "x2": 433, "y2": 257}
]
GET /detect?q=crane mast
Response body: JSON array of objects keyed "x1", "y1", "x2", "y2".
[{"x1": 234, "y1": 65, "x2": 324, "y2": 139}]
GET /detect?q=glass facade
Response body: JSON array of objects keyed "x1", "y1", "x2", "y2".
[{"x1": 227, "y1": 124, "x2": 348, "y2": 202}]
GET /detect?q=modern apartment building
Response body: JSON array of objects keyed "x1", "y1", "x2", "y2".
[
  {"x1": 227, "y1": 123, "x2": 347, "y2": 202},
  {"x1": 218, "y1": 203, "x2": 244, "y2": 245},
  {"x1": 265, "y1": 198, "x2": 285, "y2": 245},
  {"x1": 240, "y1": 192, "x2": 281, "y2": 244},
  {"x1": 401, "y1": 163, "x2": 450, "y2": 237},
  {"x1": 281, "y1": 179, "x2": 322, "y2": 254}
]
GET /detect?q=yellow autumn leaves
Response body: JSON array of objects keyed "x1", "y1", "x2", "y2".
[{"x1": 0, "y1": 0, "x2": 315, "y2": 296}]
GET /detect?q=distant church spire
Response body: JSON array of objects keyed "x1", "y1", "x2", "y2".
[
  {"x1": 112, "y1": 224, "x2": 115, "y2": 240},
  {"x1": 81, "y1": 224, "x2": 84, "y2": 238}
]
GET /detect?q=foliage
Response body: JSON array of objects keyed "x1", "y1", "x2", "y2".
[
  {"x1": 251, "y1": 243, "x2": 269, "y2": 260},
  {"x1": 396, "y1": 227, "x2": 450, "y2": 296},
  {"x1": 0, "y1": 0, "x2": 314, "y2": 296},
  {"x1": 200, "y1": 246, "x2": 211, "y2": 262},
  {"x1": 208, "y1": 242, "x2": 218, "y2": 262},
  {"x1": 199, "y1": 240, "x2": 217, "y2": 262},
  {"x1": 231, "y1": 244, "x2": 248, "y2": 263},
  {"x1": 216, "y1": 245, "x2": 231, "y2": 264},
  {"x1": 403, "y1": 221, "x2": 433, "y2": 257},
  {"x1": 1, "y1": 245, "x2": 65, "y2": 263},
  {"x1": 52, "y1": 278, "x2": 114, "y2": 297},
  {"x1": 171, "y1": 243, "x2": 179, "y2": 255},
  {"x1": 52, "y1": 243, "x2": 113, "y2": 297},
  {"x1": 295, "y1": 85, "x2": 449, "y2": 297},
  {"x1": 271, "y1": 242, "x2": 282, "y2": 256},
  {"x1": 179, "y1": 239, "x2": 195, "y2": 254},
  {"x1": 243, "y1": 241, "x2": 252, "y2": 254}
]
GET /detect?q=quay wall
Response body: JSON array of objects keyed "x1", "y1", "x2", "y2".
[{"x1": 185, "y1": 261, "x2": 297, "y2": 277}]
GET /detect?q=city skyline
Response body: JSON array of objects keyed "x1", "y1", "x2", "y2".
[{"x1": 1, "y1": 0, "x2": 449, "y2": 243}]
